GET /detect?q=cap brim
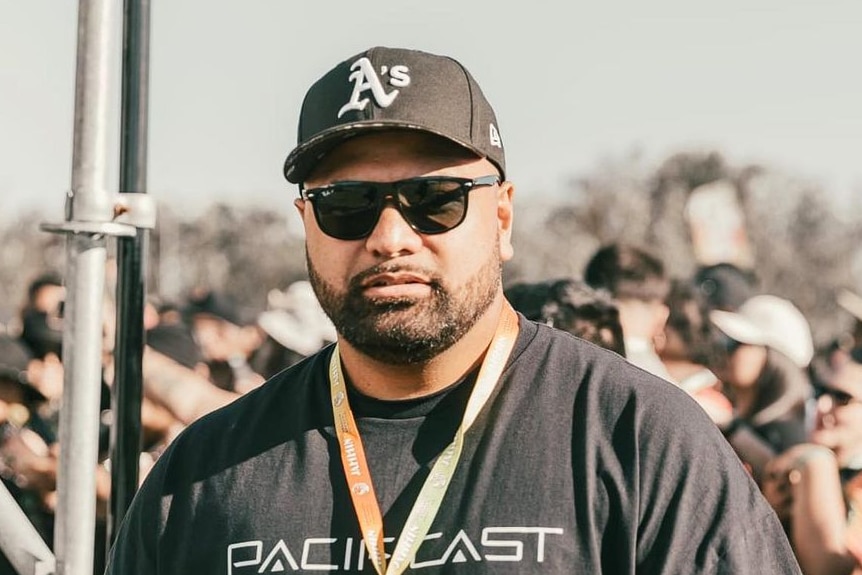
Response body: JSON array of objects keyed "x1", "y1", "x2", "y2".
[
  {"x1": 709, "y1": 310, "x2": 766, "y2": 345},
  {"x1": 283, "y1": 121, "x2": 495, "y2": 184},
  {"x1": 258, "y1": 310, "x2": 329, "y2": 356},
  {"x1": 838, "y1": 289, "x2": 862, "y2": 322}
]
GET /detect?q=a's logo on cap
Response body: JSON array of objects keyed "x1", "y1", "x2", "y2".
[
  {"x1": 337, "y1": 57, "x2": 411, "y2": 119},
  {"x1": 489, "y1": 123, "x2": 502, "y2": 148}
]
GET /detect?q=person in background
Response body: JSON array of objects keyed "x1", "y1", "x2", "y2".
[
  {"x1": 710, "y1": 294, "x2": 815, "y2": 479},
  {"x1": 141, "y1": 297, "x2": 241, "y2": 429},
  {"x1": 18, "y1": 271, "x2": 65, "y2": 360},
  {"x1": 693, "y1": 262, "x2": 760, "y2": 313},
  {"x1": 583, "y1": 243, "x2": 672, "y2": 380},
  {"x1": 0, "y1": 334, "x2": 59, "y2": 575},
  {"x1": 106, "y1": 46, "x2": 799, "y2": 574},
  {"x1": 829, "y1": 289, "x2": 862, "y2": 369},
  {"x1": 255, "y1": 280, "x2": 338, "y2": 378},
  {"x1": 657, "y1": 278, "x2": 734, "y2": 427},
  {"x1": 761, "y1": 347, "x2": 862, "y2": 575},
  {"x1": 505, "y1": 277, "x2": 625, "y2": 356},
  {"x1": 182, "y1": 289, "x2": 266, "y2": 393}
]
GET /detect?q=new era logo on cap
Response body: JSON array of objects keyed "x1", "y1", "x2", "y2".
[{"x1": 284, "y1": 47, "x2": 505, "y2": 184}]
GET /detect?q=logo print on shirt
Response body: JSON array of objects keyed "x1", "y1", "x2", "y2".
[
  {"x1": 337, "y1": 57, "x2": 411, "y2": 118},
  {"x1": 227, "y1": 527, "x2": 566, "y2": 574}
]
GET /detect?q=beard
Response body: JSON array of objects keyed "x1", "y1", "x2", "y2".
[{"x1": 308, "y1": 249, "x2": 502, "y2": 365}]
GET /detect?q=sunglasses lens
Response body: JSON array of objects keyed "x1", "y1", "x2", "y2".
[
  {"x1": 313, "y1": 185, "x2": 379, "y2": 240},
  {"x1": 398, "y1": 179, "x2": 467, "y2": 234},
  {"x1": 306, "y1": 177, "x2": 479, "y2": 239}
]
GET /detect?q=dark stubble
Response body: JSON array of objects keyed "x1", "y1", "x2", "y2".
[{"x1": 308, "y1": 248, "x2": 503, "y2": 365}]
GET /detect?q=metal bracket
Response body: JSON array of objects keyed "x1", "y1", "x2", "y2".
[{"x1": 40, "y1": 192, "x2": 157, "y2": 237}]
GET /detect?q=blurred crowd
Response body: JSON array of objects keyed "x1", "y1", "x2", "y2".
[
  {"x1": 506, "y1": 244, "x2": 862, "y2": 575},
  {"x1": 0, "y1": 271, "x2": 336, "y2": 574},
  {"x1": 1, "y1": 242, "x2": 861, "y2": 574}
]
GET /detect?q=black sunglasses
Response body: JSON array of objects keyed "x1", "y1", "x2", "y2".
[{"x1": 300, "y1": 175, "x2": 500, "y2": 241}]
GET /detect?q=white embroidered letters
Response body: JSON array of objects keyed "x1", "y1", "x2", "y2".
[{"x1": 337, "y1": 58, "x2": 411, "y2": 118}]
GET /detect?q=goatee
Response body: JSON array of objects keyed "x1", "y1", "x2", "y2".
[{"x1": 308, "y1": 254, "x2": 502, "y2": 365}]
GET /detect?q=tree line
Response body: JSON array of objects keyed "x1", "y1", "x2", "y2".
[{"x1": 2, "y1": 149, "x2": 860, "y2": 347}]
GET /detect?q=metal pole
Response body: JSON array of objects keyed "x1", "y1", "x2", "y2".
[
  {"x1": 108, "y1": 0, "x2": 150, "y2": 549},
  {"x1": 54, "y1": 1, "x2": 117, "y2": 574},
  {"x1": 0, "y1": 481, "x2": 56, "y2": 575}
]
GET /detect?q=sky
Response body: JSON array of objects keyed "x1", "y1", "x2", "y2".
[{"x1": 2, "y1": 1, "x2": 861, "y2": 224}]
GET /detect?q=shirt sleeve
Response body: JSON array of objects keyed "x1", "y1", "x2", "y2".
[{"x1": 630, "y1": 378, "x2": 803, "y2": 574}]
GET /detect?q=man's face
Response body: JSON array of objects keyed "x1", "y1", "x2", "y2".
[
  {"x1": 811, "y1": 359, "x2": 862, "y2": 467},
  {"x1": 295, "y1": 131, "x2": 514, "y2": 364}
]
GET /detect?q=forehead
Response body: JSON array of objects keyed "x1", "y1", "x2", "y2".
[
  {"x1": 826, "y1": 359, "x2": 862, "y2": 397},
  {"x1": 304, "y1": 131, "x2": 489, "y2": 185}
]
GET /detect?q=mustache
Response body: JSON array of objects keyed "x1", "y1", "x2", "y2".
[{"x1": 348, "y1": 263, "x2": 442, "y2": 292}]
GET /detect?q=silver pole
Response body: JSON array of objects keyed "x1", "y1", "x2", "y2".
[
  {"x1": 0, "y1": 482, "x2": 55, "y2": 575},
  {"x1": 54, "y1": 0, "x2": 117, "y2": 574}
]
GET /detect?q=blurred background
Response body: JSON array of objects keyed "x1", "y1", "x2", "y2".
[{"x1": 2, "y1": 0, "x2": 862, "y2": 346}]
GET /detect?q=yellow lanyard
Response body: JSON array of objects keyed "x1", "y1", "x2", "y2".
[{"x1": 329, "y1": 303, "x2": 519, "y2": 575}]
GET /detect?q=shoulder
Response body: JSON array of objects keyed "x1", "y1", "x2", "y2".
[
  {"x1": 510, "y1": 316, "x2": 722, "y2": 452},
  {"x1": 511, "y1": 318, "x2": 686, "y2": 396}
]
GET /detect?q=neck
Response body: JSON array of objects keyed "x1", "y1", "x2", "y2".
[{"x1": 337, "y1": 296, "x2": 506, "y2": 401}]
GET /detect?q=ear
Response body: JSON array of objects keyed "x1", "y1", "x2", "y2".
[
  {"x1": 294, "y1": 198, "x2": 314, "y2": 235},
  {"x1": 497, "y1": 181, "x2": 515, "y2": 262}
]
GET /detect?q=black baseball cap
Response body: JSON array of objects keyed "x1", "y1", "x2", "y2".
[{"x1": 283, "y1": 46, "x2": 505, "y2": 184}]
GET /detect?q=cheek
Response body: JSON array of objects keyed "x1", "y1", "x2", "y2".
[
  {"x1": 724, "y1": 357, "x2": 749, "y2": 385},
  {"x1": 456, "y1": 200, "x2": 501, "y2": 258},
  {"x1": 305, "y1": 236, "x2": 356, "y2": 288},
  {"x1": 727, "y1": 349, "x2": 763, "y2": 386},
  {"x1": 443, "y1": 228, "x2": 496, "y2": 281},
  {"x1": 838, "y1": 407, "x2": 862, "y2": 439}
]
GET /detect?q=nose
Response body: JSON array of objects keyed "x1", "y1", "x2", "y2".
[
  {"x1": 363, "y1": 201, "x2": 423, "y2": 258},
  {"x1": 816, "y1": 394, "x2": 837, "y2": 428}
]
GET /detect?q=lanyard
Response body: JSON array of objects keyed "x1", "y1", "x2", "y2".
[{"x1": 328, "y1": 303, "x2": 519, "y2": 575}]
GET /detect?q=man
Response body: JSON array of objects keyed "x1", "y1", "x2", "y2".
[
  {"x1": 106, "y1": 46, "x2": 799, "y2": 574},
  {"x1": 761, "y1": 348, "x2": 862, "y2": 574},
  {"x1": 583, "y1": 243, "x2": 674, "y2": 381}
]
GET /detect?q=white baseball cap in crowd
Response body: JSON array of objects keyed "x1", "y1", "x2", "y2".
[
  {"x1": 709, "y1": 294, "x2": 814, "y2": 368},
  {"x1": 837, "y1": 289, "x2": 862, "y2": 322}
]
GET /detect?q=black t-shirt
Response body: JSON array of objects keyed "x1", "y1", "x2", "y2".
[{"x1": 106, "y1": 317, "x2": 800, "y2": 574}]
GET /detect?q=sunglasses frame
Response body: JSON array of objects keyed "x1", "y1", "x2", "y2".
[{"x1": 300, "y1": 175, "x2": 501, "y2": 240}]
